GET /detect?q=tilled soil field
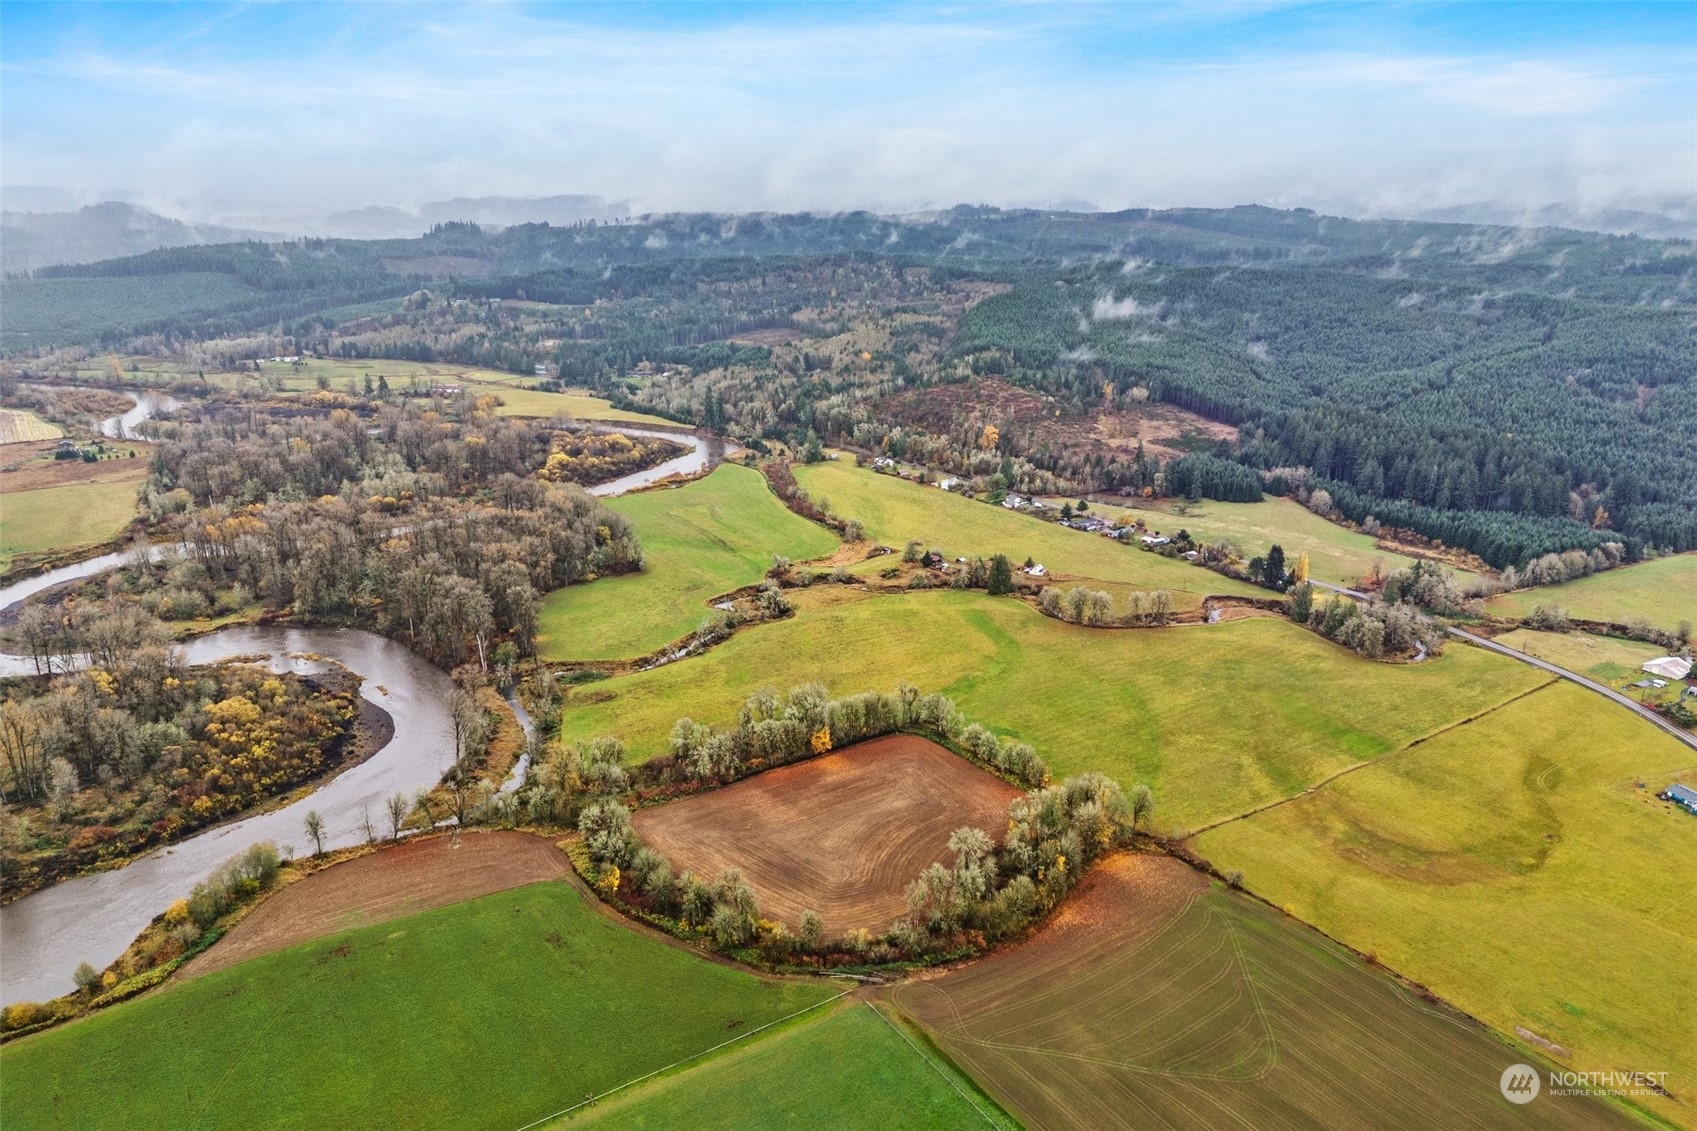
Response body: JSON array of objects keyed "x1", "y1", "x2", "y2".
[
  {"x1": 889, "y1": 854, "x2": 1635, "y2": 1131},
  {"x1": 632, "y1": 734, "x2": 1021, "y2": 934},
  {"x1": 182, "y1": 830, "x2": 569, "y2": 977}
]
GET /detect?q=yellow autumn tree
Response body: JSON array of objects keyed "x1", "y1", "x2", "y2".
[
  {"x1": 810, "y1": 727, "x2": 832, "y2": 754},
  {"x1": 1592, "y1": 504, "x2": 1612, "y2": 530},
  {"x1": 978, "y1": 424, "x2": 1000, "y2": 450},
  {"x1": 1293, "y1": 552, "x2": 1310, "y2": 583}
]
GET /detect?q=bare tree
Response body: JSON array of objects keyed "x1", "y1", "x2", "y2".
[
  {"x1": 385, "y1": 792, "x2": 409, "y2": 840},
  {"x1": 450, "y1": 688, "x2": 490, "y2": 774},
  {"x1": 303, "y1": 809, "x2": 326, "y2": 857}
]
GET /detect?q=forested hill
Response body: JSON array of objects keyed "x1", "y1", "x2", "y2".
[
  {"x1": 4, "y1": 204, "x2": 1694, "y2": 352},
  {"x1": 3, "y1": 204, "x2": 1693, "y2": 560},
  {"x1": 951, "y1": 261, "x2": 1697, "y2": 560}
]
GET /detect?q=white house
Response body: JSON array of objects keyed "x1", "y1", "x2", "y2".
[
  {"x1": 1642, "y1": 656, "x2": 1693, "y2": 681},
  {"x1": 1024, "y1": 563, "x2": 1047, "y2": 577}
]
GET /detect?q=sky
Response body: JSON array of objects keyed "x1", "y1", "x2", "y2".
[{"x1": 1, "y1": 1, "x2": 1693, "y2": 227}]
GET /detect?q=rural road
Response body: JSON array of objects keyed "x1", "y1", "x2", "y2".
[
  {"x1": 1308, "y1": 581, "x2": 1697, "y2": 752},
  {"x1": 1447, "y1": 628, "x2": 1697, "y2": 753}
]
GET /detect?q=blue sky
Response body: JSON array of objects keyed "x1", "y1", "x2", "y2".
[{"x1": 2, "y1": 2, "x2": 1693, "y2": 224}]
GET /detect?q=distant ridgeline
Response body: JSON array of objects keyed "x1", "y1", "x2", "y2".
[{"x1": 3, "y1": 204, "x2": 1694, "y2": 563}]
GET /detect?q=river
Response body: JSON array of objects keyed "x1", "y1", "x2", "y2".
[{"x1": 0, "y1": 406, "x2": 718, "y2": 1004}]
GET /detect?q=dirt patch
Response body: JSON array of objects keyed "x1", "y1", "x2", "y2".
[
  {"x1": 728, "y1": 327, "x2": 811, "y2": 346},
  {"x1": 879, "y1": 376, "x2": 1237, "y2": 468},
  {"x1": 0, "y1": 441, "x2": 152, "y2": 493},
  {"x1": 1092, "y1": 401, "x2": 1239, "y2": 461},
  {"x1": 632, "y1": 734, "x2": 1021, "y2": 934},
  {"x1": 180, "y1": 830, "x2": 568, "y2": 978}
]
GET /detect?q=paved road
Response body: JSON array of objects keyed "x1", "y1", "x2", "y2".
[
  {"x1": 1306, "y1": 580, "x2": 1697, "y2": 752},
  {"x1": 1448, "y1": 627, "x2": 1697, "y2": 752},
  {"x1": 1309, "y1": 579, "x2": 1371, "y2": 600}
]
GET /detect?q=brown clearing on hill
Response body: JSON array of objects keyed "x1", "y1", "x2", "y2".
[
  {"x1": 727, "y1": 327, "x2": 810, "y2": 346},
  {"x1": 632, "y1": 734, "x2": 1021, "y2": 935},
  {"x1": 880, "y1": 376, "x2": 1237, "y2": 465},
  {"x1": 181, "y1": 831, "x2": 568, "y2": 978},
  {"x1": 0, "y1": 440, "x2": 153, "y2": 493}
]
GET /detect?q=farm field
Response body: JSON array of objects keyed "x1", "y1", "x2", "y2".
[
  {"x1": 0, "y1": 478, "x2": 139, "y2": 571},
  {"x1": 558, "y1": 587, "x2": 1553, "y2": 830},
  {"x1": 0, "y1": 881, "x2": 837, "y2": 1131},
  {"x1": 632, "y1": 734, "x2": 1021, "y2": 934},
  {"x1": 1195, "y1": 681, "x2": 1697, "y2": 1127},
  {"x1": 793, "y1": 458, "x2": 1262, "y2": 605},
  {"x1": 183, "y1": 831, "x2": 569, "y2": 977},
  {"x1": 1488, "y1": 552, "x2": 1697, "y2": 633},
  {"x1": 558, "y1": 1002, "x2": 1016, "y2": 1130},
  {"x1": 62, "y1": 356, "x2": 674, "y2": 424},
  {"x1": 890, "y1": 853, "x2": 1640, "y2": 1130},
  {"x1": 1074, "y1": 494, "x2": 1453, "y2": 586},
  {"x1": 1489, "y1": 628, "x2": 1682, "y2": 705},
  {"x1": 0, "y1": 440, "x2": 150, "y2": 492},
  {"x1": 0, "y1": 408, "x2": 63, "y2": 445},
  {"x1": 537, "y1": 463, "x2": 838, "y2": 660}
]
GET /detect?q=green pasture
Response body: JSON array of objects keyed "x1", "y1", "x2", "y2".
[
  {"x1": 558, "y1": 588, "x2": 1551, "y2": 830},
  {"x1": 0, "y1": 479, "x2": 139, "y2": 571},
  {"x1": 1489, "y1": 553, "x2": 1697, "y2": 634},
  {"x1": 1490, "y1": 629, "x2": 1683, "y2": 705},
  {"x1": 0, "y1": 881, "x2": 835, "y2": 1131},
  {"x1": 1197, "y1": 681, "x2": 1697, "y2": 1128},
  {"x1": 792, "y1": 460, "x2": 1261, "y2": 604},
  {"x1": 1075, "y1": 494, "x2": 1457, "y2": 586},
  {"x1": 558, "y1": 1002, "x2": 1014, "y2": 1130},
  {"x1": 538, "y1": 463, "x2": 838, "y2": 660}
]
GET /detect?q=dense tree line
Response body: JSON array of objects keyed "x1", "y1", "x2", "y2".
[{"x1": 137, "y1": 402, "x2": 641, "y2": 667}]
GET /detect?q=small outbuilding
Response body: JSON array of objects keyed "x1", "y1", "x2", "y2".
[
  {"x1": 1659, "y1": 783, "x2": 1697, "y2": 816},
  {"x1": 1642, "y1": 656, "x2": 1693, "y2": 681}
]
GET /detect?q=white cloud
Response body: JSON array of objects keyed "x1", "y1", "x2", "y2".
[{"x1": 2, "y1": 5, "x2": 1691, "y2": 226}]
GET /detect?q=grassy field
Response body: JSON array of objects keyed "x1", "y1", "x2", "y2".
[
  {"x1": 557, "y1": 1002, "x2": 1015, "y2": 1130},
  {"x1": 64, "y1": 356, "x2": 674, "y2": 425},
  {"x1": 0, "y1": 881, "x2": 837, "y2": 1131},
  {"x1": 0, "y1": 479, "x2": 139, "y2": 571},
  {"x1": 1489, "y1": 553, "x2": 1697, "y2": 633},
  {"x1": 538, "y1": 464, "x2": 838, "y2": 660},
  {"x1": 892, "y1": 854, "x2": 1641, "y2": 1130},
  {"x1": 1074, "y1": 494, "x2": 1453, "y2": 586},
  {"x1": 558, "y1": 587, "x2": 1552, "y2": 830},
  {"x1": 792, "y1": 459, "x2": 1262, "y2": 605},
  {"x1": 1490, "y1": 629, "x2": 1683, "y2": 706},
  {"x1": 0, "y1": 408, "x2": 63, "y2": 445},
  {"x1": 1196, "y1": 682, "x2": 1697, "y2": 1128},
  {"x1": 251, "y1": 359, "x2": 678, "y2": 423}
]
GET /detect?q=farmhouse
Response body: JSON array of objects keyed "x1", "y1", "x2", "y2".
[
  {"x1": 1002, "y1": 493, "x2": 1029, "y2": 509},
  {"x1": 1140, "y1": 534, "x2": 1170, "y2": 546},
  {"x1": 1024, "y1": 563, "x2": 1047, "y2": 577},
  {"x1": 1642, "y1": 656, "x2": 1693, "y2": 680},
  {"x1": 1659, "y1": 783, "x2": 1697, "y2": 816}
]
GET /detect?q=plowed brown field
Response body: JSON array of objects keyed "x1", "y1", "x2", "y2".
[
  {"x1": 889, "y1": 854, "x2": 1636, "y2": 1131},
  {"x1": 182, "y1": 830, "x2": 569, "y2": 977},
  {"x1": 631, "y1": 734, "x2": 1020, "y2": 934}
]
